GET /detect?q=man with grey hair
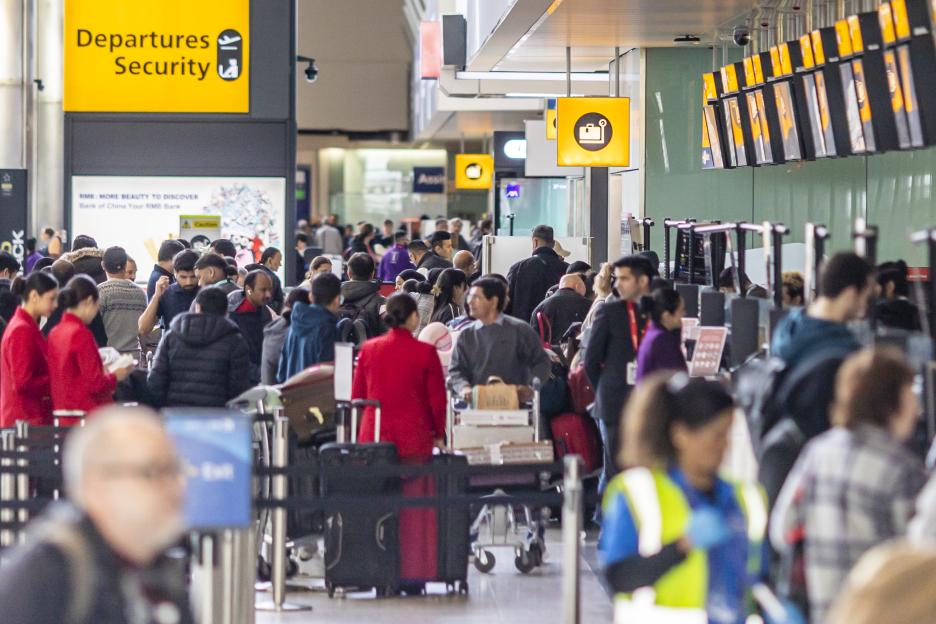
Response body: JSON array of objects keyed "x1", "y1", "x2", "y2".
[
  {"x1": 448, "y1": 217, "x2": 471, "y2": 252},
  {"x1": 0, "y1": 406, "x2": 194, "y2": 623}
]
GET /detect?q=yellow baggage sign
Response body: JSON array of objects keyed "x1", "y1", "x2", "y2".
[
  {"x1": 557, "y1": 97, "x2": 630, "y2": 167},
  {"x1": 64, "y1": 0, "x2": 250, "y2": 113},
  {"x1": 546, "y1": 99, "x2": 558, "y2": 140},
  {"x1": 455, "y1": 154, "x2": 494, "y2": 190}
]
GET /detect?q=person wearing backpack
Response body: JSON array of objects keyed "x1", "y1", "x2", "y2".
[
  {"x1": 771, "y1": 252, "x2": 872, "y2": 370},
  {"x1": 339, "y1": 252, "x2": 386, "y2": 338},
  {"x1": 277, "y1": 272, "x2": 340, "y2": 382}
]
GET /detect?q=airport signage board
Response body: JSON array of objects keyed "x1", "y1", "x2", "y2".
[
  {"x1": 71, "y1": 176, "x2": 285, "y2": 269},
  {"x1": 413, "y1": 167, "x2": 446, "y2": 193},
  {"x1": 0, "y1": 170, "x2": 27, "y2": 265},
  {"x1": 64, "y1": 0, "x2": 250, "y2": 113},
  {"x1": 557, "y1": 97, "x2": 631, "y2": 167},
  {"x1": 455, "y1": 154, "x2": 494, "y2": 190},
  {"x1": 164, "y1": 409, "x2": 252, "y2": 529}
]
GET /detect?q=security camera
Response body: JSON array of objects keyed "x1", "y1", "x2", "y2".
[
  {"x1": 297, "y1": 55, "x2": 318, "y2": 83},
  {"x1": 733, "y1": 26, "x2": 752, "y2": 47}
]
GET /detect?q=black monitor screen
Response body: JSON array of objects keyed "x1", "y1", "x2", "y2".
[{"x1": 773, "y1": 81, "x2": 803, "y2": 161}]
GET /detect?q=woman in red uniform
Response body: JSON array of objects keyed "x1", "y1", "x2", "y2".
[
  {"x1": 47, "y1": 276, "x2": 132, "y2": 415},
  {"x1": 0, "y1": 273, "x2": 59, "y2": 427},
  {"x1": 353, "y1": 293, "x2": 446, "y2": 588}
]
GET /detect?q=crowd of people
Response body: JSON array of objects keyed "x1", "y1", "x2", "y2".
[{"x1": 2, "y1": 215, "x2": 936, "y2": 623}]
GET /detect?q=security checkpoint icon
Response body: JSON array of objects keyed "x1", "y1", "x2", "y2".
[{"x1": 578, "y1": 119, "x2": 607, "y2": 144}]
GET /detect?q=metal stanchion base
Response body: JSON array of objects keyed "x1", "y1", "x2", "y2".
[{"x1": 255, "y1": 601, "x2": 312, "y2": 612}]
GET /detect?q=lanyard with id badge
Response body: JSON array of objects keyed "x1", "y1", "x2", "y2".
[{"x1": 625, "y1": 301, "x2": 647, "y2": 385}]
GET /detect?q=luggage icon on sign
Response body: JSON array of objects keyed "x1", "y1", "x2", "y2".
[{"x1": 578, "y1": 119, "x2": 607, "y2": 144}]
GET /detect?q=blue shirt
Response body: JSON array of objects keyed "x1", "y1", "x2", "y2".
[{"x1": 599, "y1": 466, "x2": 755, "y2": 624}]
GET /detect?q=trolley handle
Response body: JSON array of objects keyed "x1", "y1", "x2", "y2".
[{"x1": 350, "y1": 399, "x2": 381, "y2": 444}]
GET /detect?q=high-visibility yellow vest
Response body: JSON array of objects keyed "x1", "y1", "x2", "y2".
[{"x1": 604, "y1": 467, "x2": 767, "y2": 621}]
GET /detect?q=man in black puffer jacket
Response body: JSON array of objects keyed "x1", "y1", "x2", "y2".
[{"x1": 147, "y1": 288, "x2": 251, "y2": 407}]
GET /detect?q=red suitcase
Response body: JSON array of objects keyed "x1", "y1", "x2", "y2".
[{"x1": 550, "y1": 412, "x2": 602, "y2": 474}]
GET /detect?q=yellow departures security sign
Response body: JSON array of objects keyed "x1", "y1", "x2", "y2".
[
  {"x1": 64, "y1": 0, "x2": 250, "y2": 113},
  {"x1": 557, "y1": 97, "x2": 630, "y2": 167}
]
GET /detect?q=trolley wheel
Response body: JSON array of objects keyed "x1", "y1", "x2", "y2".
[
  {"x1": 474, "y1": 550, "x2": 496, "y2": 573},
  {"x1": 529, "y1": 542, "x2": 544, "y2": 567},
  {"x1": 326, "y1": 583, "x2": 335, "y2": 598},
  {"x1": 459, "y1": 580, "x2": 469, "y2": 595},
  {"x1": 515, "y1": 549, "x2": 535, "y2": 574},
  {"x1": 286, "y1": 557, "x2": 299, "y2": 578}
]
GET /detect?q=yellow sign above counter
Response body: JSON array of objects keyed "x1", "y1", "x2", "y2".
[{"x1": 64, "y1": 0, "x2": 250, "y2": 113}]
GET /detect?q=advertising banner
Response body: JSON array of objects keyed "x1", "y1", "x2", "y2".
[
  {"x1": 163, "y1": 409, "x2": 252, "y2": 529},
  {"x1": 64, "y1": 0, "x2": 250, "y2": 113},
  {"x1": 0, "y1": 170, "x2": 28, "y2": 265},
  {"x1": 71, "y1": 176, "x2": 285, "y2": 268},
  {"x1": 557, "y1": 97, "x2": 631, "y2": 167}
]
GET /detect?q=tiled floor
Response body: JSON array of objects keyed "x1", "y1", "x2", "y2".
[{"x1": 256, "y1": 529, "x2": 613, "y2": 623}]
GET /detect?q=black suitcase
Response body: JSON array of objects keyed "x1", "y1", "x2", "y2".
[
  {"x1": 434, "y1": 453, "x2": 470, "y2": 594},
  {"x1": 320, "y1": 400, "x2": 400, "y2": 597}
]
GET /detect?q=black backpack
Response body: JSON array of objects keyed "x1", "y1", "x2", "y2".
[{"x1": 336, "y1": 292, "x2": 378, "y2": 347}]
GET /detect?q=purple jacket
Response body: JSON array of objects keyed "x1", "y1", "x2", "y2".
[
  {"x1": 378, "y1": 244, "x2": 416, "y2": 282},
  {"x1": 635, "y1": 321, "x2": 687, "y2": 382}
]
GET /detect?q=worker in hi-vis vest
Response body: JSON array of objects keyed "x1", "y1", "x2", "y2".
[{"x1": 598, "y1": 373, "x2": 802, "y2": 624}]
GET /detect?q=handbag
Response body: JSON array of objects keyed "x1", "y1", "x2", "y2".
[
  {"x1": 536, "y1": 312, "x2": 553, "y2": 349},
  {"x1": 568, "y1": 363, "x2": 596, "y2": 416},
  {"x1": 472, "y1": 376, "x2": 520, "y2": 410}
]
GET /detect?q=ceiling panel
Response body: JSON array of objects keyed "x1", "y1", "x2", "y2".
[{"x1": 487, "y1": 0, "x2": 753, "y2": 71}]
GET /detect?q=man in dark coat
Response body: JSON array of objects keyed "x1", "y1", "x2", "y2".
[
  {"x1": 506, "y1": 225, "x2": 569, "y2": 323},
  {"x1": 147, "y1": 288, "x2": 251, "y2": 407},
  {"x1": 417, "y1": 231, "x2": 454, "y2": 271},
  {"x1": 584, "y1": 255, "x2": 652, "y2": 494},
  {"x1": 227, "y1": 270, "x2": 275, "y2": 385},
  {"x1": 530, "y1": 273, "x2": 592, "y2": 346},
  {"x1": 0, "y1": 407, "x2": 194, "y2": 624}
]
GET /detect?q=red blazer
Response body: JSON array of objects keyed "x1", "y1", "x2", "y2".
[
  {"x1": 47, "y1": 312, "x2": 117, "y2": 414},
  {"x1": 0, "y1": 308, "x2": 53, "y2": 427},
  {"x1": 353, "y1": 328, "x2": 446, "y2": 459}
]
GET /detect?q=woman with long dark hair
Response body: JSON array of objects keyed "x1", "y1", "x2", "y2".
[
  {"x1": 430, "y1": 268, "x2": 467, "y2": 325},
  {"x1": 0, "y1": 273, "x2": 58, "y2": 427},
  {"x1": 47, "y1": 276, "x2": 133, "y2": 414}
]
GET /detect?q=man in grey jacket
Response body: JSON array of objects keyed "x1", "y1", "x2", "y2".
[{"x1": 449, "y1": 277, "x2": 550, "y2": 401}]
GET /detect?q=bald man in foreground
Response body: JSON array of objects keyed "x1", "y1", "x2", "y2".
[
  {"x1": 529, "y1": 273, "x2": 592, "y2": 346},
  {"x1": 0, "y1": 407, "x2": 194, "y2": 624}
]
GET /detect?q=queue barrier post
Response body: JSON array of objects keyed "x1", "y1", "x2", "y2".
[
  {"x1": 561, "y1": 455, "x2": 583, "y2": 624},
  {"x1": 15, "y1": 421, "x2": 29, "y2": 542},
  {"x1": 255, "y1": 407, "x2": 310, "y2": 613},
  {"x1": 0, "y1": 430, "x2": 15, "y2": 548}
]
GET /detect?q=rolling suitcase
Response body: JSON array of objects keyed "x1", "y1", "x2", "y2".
[
  {"x1": 278, "y1": 364, "x2": 337, "y2": 444},
  {"x1": 550, "y1": 411, "x2": 602, "y2": 474},
  {"x1": 320, "y1": 400, "x2": 400, "y2": 597},
  {"x1": 434, "y1": 453, "x2": 470, "y2": 594},
  {"x1": 399, "y1": 453, "x2": 471, "y2": 595}
]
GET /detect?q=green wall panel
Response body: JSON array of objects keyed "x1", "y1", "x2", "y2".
[
  {"x1": 752, "y1": 158, "x2": 864, "y2": 253},
  {"x1": 643, "y1": 47, "x2": 936, "y2": 267},
  {"x1": 644, "y1": 48, "x2": 753, "y2": 255},
  {"x1": 868, "y1": 149, "x2": 936, "y2": 265}
]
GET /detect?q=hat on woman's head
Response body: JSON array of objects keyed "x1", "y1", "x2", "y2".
[{"x1": 418, "y1": 322, "x2": 455, "y2": 367}]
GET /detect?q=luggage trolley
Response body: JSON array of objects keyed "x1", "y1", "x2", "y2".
[{"x1": 445, "y1": 378, "x2": 552, "y2": 574}]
